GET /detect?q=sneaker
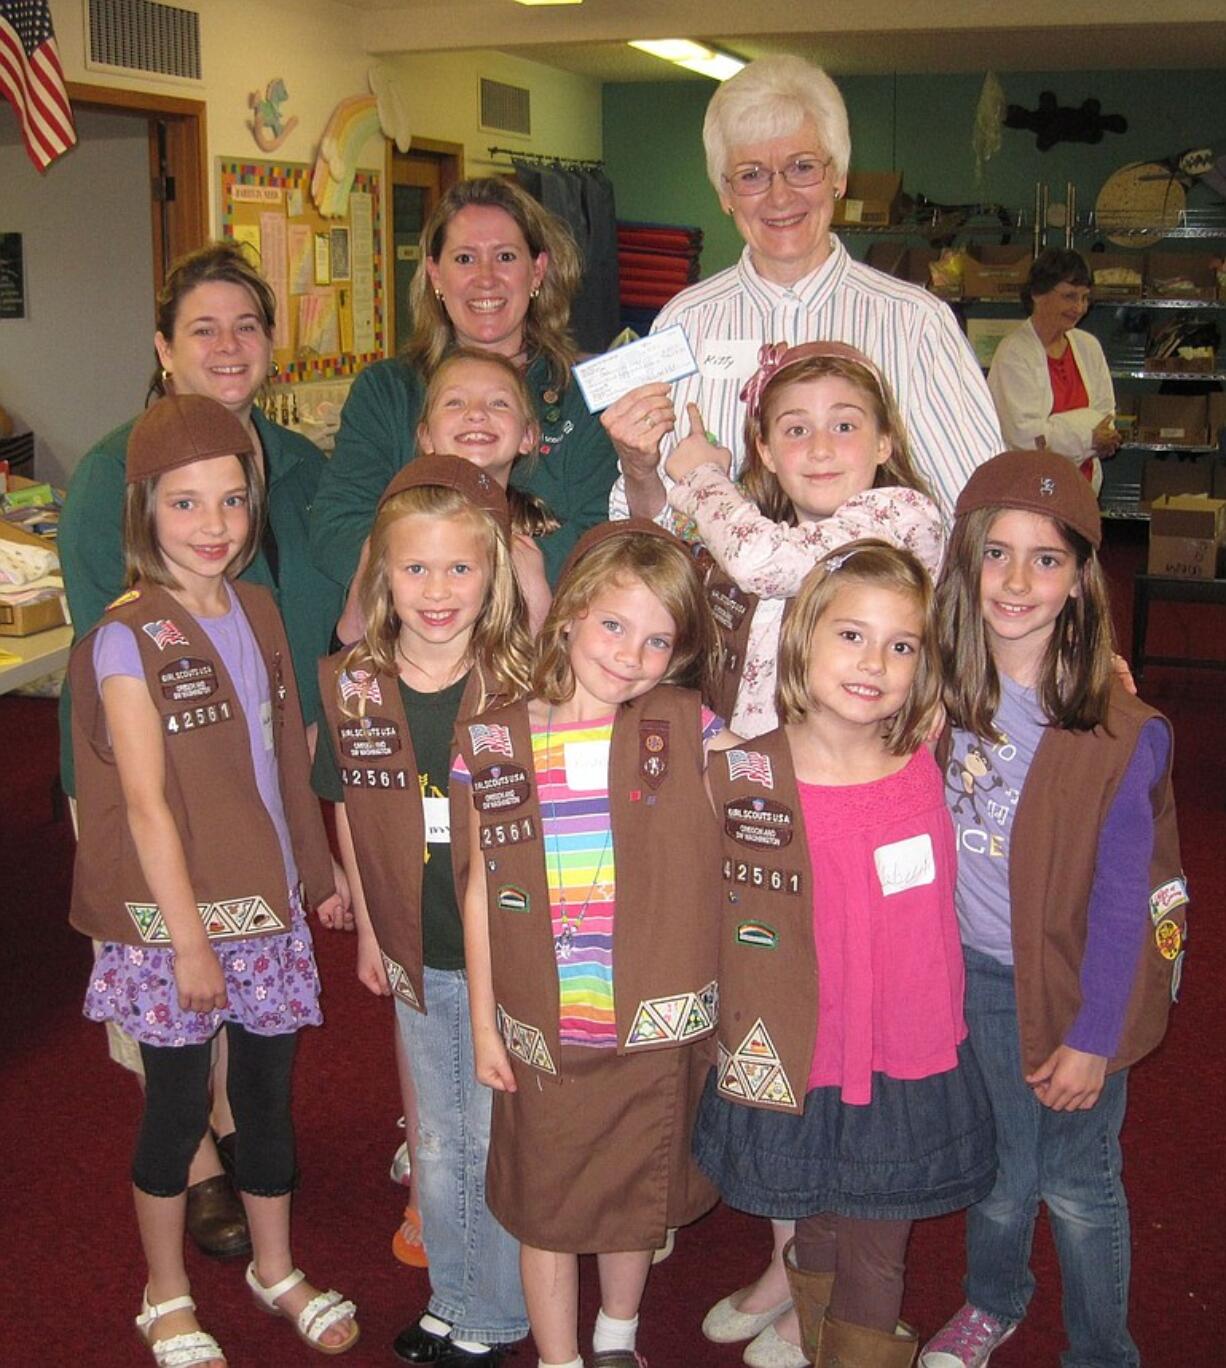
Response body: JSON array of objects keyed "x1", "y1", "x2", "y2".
[
  {"x1": 392, "y1": 1204, "x2": 429, "y2": 1268},
  {"x1": 391, "y1": 1139, "x2": 412, "y2": 1186},
  {"x1": 920, "y1": 1304, "x2": 1018, "y2": 1367}
]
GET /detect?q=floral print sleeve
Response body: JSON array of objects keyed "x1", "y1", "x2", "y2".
[{"x1": 668, "y1": 464, "x2": 948, "y2": 595}]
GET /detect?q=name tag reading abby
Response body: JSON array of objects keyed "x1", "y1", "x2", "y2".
[
  {"x1": 574, "y1": 325, "x2": 697, "y2": 413},
  {"x1": 422, "y1": 796, "x2": 451, "y2": 844},
  {"x1": 563, "y1": 739, "x2": 610, "y2": 792}
]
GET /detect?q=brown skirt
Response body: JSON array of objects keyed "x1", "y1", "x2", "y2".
[{"x1": 487, "y1": 1037, "x2": 717, "y2": 1253}]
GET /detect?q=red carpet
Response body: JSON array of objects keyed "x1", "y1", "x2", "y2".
[{"x1": 3, "y1": 522, "x2": 1223, "y2": 1365}]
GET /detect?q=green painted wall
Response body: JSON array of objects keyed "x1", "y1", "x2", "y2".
[{"x1": 603, "y1": 68, "x2": 1226, "y2": 277}]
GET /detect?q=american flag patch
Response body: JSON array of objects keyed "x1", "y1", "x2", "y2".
[
  {"x1": 469, "y1": 722, "x2": 514, "y2": 758},
  {"x1": 141, "y1": 619, "x2": 189, "y2": 651},
  {"x1": 726, "y1": 749, "x2": 773, "y2": 788},
  {"x1": 339, "y1": 670, "x2": 382, "y2": 705}
]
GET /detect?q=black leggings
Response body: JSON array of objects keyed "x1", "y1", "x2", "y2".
[
  {"x1": 794, "y1": 1212, "x2": 912, "y2": 1332},
  {"x1": 133, "y1": 1024, "x2": 298, "y2": 1198}
]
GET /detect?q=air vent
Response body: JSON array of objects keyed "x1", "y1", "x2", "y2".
[
  {"x1": 480, "y1": 78, "x2": 531, "y2": 137},
  {"x1": 87, "y1": 0, "x2": 202, "y2": 82}
]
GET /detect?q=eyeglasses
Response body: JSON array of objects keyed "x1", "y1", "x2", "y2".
[{"x1": 722, "y1": 155, "x2": 832, "y2": 197}]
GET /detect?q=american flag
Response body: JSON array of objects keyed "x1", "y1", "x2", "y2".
[
  {"x1": 141, "y1": 618, "x2": 190, "y2": 652},
  {"x1": 469, "y1": 722, "x2": 514, "y2": 758},
  {"x1": 339, "y1": 670, "x2": 382, "y2": 705},
  {"x1": 726, "y1": 749, "x2": 774, "y2": 788},
  {"x1": 0, "y1": 2, "x2": 76, "y2": 171}
]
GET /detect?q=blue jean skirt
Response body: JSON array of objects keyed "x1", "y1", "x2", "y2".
[{"x1": 693, "y1": 1038, "x2": 996, "y2": 1221}]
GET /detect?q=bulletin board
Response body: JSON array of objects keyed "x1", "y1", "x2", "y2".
[{"x1": 217, "y1": 158, "x2": 386, "y2": 385}]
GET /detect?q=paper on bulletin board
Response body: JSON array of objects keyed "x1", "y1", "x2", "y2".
[
  {"x1": 349, "y1": 191, "x2": 375, "y2": 356},
  {"x1": 314, "y1": 233, "x2": 331, "y2": 286},
  {"x1": 287, "y1": 224, "x2": 313, "y2": 295},
  {"x1": 260, "y1": 212, "x2": 290, "y2": 351},
  {"x1": 298, "y1": 289, "x2": 339, "y2": 356},
  {"x1": 231, "y1": 223, "x2": 262, "y2": 265}
]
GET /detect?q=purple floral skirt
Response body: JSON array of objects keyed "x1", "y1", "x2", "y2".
[{"x1": 84, "y1": 904, "x2": 322, "y2": 1046}]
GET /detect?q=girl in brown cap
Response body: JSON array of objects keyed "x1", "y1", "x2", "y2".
[
  {"x1": 922, "y1": 450, "x2": 1185, "y2": 1368},
  {"x1": 68, "y1": 395, "x2": 358, "y2": 1365}
]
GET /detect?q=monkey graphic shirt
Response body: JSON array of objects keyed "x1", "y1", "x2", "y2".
[{"x1": 946, "y1": 673, "x2": 1048, "y2": 965}]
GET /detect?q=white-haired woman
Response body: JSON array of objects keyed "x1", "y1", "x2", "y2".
[{"x1": 605, "y1": 55, "x2": 1000, "y2": 532}]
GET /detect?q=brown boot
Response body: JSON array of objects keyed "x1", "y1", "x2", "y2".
[
  {"x1": 817, "y1": 1313, "x2": 917, "y2": 1368},
  {"x1": 186, "y1": 1172, "x2": 251, "y2": 1258},
  {"x1": 783, "y1": 1239, "x2": 835, "y2": 1363}
]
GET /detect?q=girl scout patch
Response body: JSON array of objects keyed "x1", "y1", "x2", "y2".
[
  {"x1": 724, "y1": 796, "x2": 793, "y2": 849},
  {"x1": 736, "y1": 920, "x2": 778, "y2": 950},
  {"x1": 338, "y1": 717, "x2": 401, "y2": 759},
  {"x1": 496, "y1": 885, "x2": 530, "y2": 913},
  {"x1": 159, "y1": 658, "x2": 217, "y2": 702},
  {"x1": 726, "y1": 749, "x2": 773, "y2": 788},
  {"x1": 339, "y1": 670, "x2": 382, "y2": 706},
  {"x1": 639, "y1": 721, "x2": 669, "y2": 789},
  {"x1": 1149, "y1": 876, "x2": 1188, "y2": 924},
  {"x1": 472, "y1": 764, "x2": 530, "y2": 813},
  {"x1": 1155, "y1": 918, "x2": 1183, "y2": 960}
]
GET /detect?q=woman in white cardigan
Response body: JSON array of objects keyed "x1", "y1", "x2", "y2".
[{"x1": 988, "y1": 249, "x2": 1121, "y2": 494}]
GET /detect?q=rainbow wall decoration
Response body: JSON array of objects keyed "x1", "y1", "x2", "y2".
[{"x1": 311, "y1": 94, "x2": 382, "y2": 218}]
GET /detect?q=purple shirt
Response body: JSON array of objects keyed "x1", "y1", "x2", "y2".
[{"x1": 93, "y1": 585, "x2": 298, "y2": 892}]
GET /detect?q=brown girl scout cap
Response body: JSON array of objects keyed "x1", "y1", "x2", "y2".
[
  {"x1": 127, "y1": 394, "x2": 255, "y2": 483},
  {"x1": 557, "y1": 517, "x2": 689, "y2": 584},
  {"x1": 955, "y1": 450, "x2": 1102, "y2": 549},
  {"x1": 378, "y1": 455, "x2": 511, "y2": 535}
]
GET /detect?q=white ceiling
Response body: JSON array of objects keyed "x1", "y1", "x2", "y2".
[{"x1": 336, "y1": 0, "x2": 1226, "y2": 79}]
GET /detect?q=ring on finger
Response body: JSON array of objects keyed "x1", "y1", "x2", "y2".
[{"x1": 641, "y1": 412, "x2": 654, "y2": 427}]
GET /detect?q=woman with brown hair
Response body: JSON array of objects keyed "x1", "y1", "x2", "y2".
[{"x1": 309, "y1": 177, "x2": 620, "y2": 593}]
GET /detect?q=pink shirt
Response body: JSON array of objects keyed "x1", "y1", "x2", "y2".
[{"x1": 800, "y1": 747, "x2": 966, "y2": 1105}]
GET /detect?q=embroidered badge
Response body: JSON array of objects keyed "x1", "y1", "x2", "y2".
[
  {"x1": 626, "y1": 980, "x2": 718, "y2": 1047},
  {"x1": 472, "y1": 763, "x2": 531, "y2": 814},
  {"x1": 142, "y1": 618, "x2": 190, "y2": 651},
  {"x1": 1154, "y1": 918, "x2": 1183, "y2": 961},
  {"x1": 724, "y1": 797, "x2": 794, "y2": 849},
  {"x1": 125, "y1": 895, "x2": 285, "y2": 944},
  {"x1": 726, "y1": 749, "x2": 774, "y2": 788},
  {"x1": 158, "y1": 658, "x2": 217, "y2": 702},
  {"x1": 708, "y1": 576, "x2": 749, "y2": 631},
  {"x1": 382, "y1": 954, "x2": 421, "y2": 1009},
  {"x1": 339, "y1": 669, "x2": 382, "y2": 706},
  {"x1": 105, "y1": 588, "x2": 141, "y2": 611},
  {"x1": 496, "y1": 1004, "x2": 557, "y2": 1075},
  {"x1": 1149, "y1": 876, "x2": 1189, "y2": 925},
  {"x1": 470, "y1": 722, "x2": 514, "y2": 758},
  {"x1": 717, "y1": 1019, "x2": 797, "y2": 1109},
  {"x1": 736, "y1": 920, "x2": 778, "y2": 949},
  {"x1": 338, "y1": 716, "x2": 401, "y2": 760},
  {"x1": 639, "y1": 721, "x2": 670, "y2": 789},
  {"x1": 496, "y1": 885, "x2": 530, "y2": 913},
  {"x1": 164, "y1": 700, "x2": 233, "y2": 735},
  {"x1": 873, "y1": 833, "x2": 936, "y2": 897}
]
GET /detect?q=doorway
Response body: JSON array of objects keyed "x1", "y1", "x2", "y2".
[{"x1": 387, "y1": 140, "x2": 463, "y2": 353}]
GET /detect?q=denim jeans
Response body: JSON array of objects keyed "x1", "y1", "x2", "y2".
[
  {"x1": 395, "y1": 971, "x2": 528, "y2": 1344},
  {"x1": 962, "y1": 946, "x2": 1138, "y2": 1368}
]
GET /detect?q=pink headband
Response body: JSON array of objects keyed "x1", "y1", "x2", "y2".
[{"x1": 738, "y1": 341, "x2": 888, "y2": 421}]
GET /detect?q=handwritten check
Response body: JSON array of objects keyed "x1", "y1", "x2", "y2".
[{"x1": 574, "y1": 325, "x2": 698, "y2": 413}]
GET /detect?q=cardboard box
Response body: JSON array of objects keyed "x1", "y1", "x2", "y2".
[
  {"x1": 1147, "y1": 494, "x2": 1226, "y2": 579},
  {"x1": 864, "y1": 243, "x2": 958, "y2": 296},
  {"x1": 1209, "y1": 392, "x2": 1226, "y2": 445},
  {"x1": 1145, "y1": 252, "x2": 1219, "y2": 302},
  {"x1": 1211, "y1": 459, "x2": 1226, "y2": 500},
  {"x1": 1089, "y1": 251, "x2": 1144, "y2": 299},
  {"x1": 832, "y1": 171, "x2": 902, "y2": 227},
  {"x1": 0, "y1": 591, "x2": 67, "y2": 637},
  {"x1": 1137, "y1": 393, "x2": 1210, "y2": 447},
  {"x1": 962, "y1": 245, "x2": 1033, "y2": 300},
  {"x1": 1140, "y1": 452, "x2": 1211, "y2": 512}
]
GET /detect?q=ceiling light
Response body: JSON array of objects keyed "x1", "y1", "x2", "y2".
[
  {"x1": 629, "y1": 39, "x2": 745, "y2": 81},
  {"x1": 512, "y1": 1, "x2": 583, "y2": 6}
]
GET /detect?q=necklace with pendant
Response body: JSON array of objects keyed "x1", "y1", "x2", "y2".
[{"x1": 544, "y1": 705, "x2": 612, "y2": 962}]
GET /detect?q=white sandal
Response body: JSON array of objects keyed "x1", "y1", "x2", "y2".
[
  {"x1": 135, "y1": 1288, "x2": 226, "y2": 1367},
  {"x1": 245, "y1": 1262, "x2": 359, "y2": 1356}
]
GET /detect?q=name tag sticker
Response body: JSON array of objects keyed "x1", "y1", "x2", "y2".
[
  {"x1": 423, "y1": 796, "x2": 451, "y2": 844},
  {"x1": 699, "y1": 337, "x2": 761, "y2": 381},
  {"x1": 874, "y1": 833, "x2": 935, "y2": 897},
  {"x1": 573, "y1": 325, "x2": 698, "y2": 412},
  {"x1": 564, "y1": 739, "x2": 611, "y2": 792}
]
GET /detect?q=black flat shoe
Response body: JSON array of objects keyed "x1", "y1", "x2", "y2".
[
  {"x1": 393, "y1": 1319, "x2": 453, "y2": 1363},
  {"x1": 436, "y1": 1346, "x2": 510, "y2": 1366}
]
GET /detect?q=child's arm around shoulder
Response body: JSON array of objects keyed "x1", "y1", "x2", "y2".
[
  {"x1": 669, "y1": 475, "x2": 945, "y2": 598},
  {"x1": 101, "y1": 668, "x2": 227, "y2": 1014}
]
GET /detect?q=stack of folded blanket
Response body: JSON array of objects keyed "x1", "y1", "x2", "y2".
[{"x1": 617, "y1": 222, "x2": 704, "y2": 332}]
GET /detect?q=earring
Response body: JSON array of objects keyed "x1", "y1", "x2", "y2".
[
  {"x1": 833, "y1": 191, "x2": 841, "y2": 200},
  {"x1": 434, "y1": 289, "x2": 444, "y2": 302},
  {"x1": 159, "y1": 367, "x2": 172, "y2": 385},
  {"x1": 530, "y1": 287, "x2": 540, "y2": 299}
]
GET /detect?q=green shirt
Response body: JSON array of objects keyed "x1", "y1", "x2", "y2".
[
  {"x1": 308, "y1": 354, "x2": 620, "y2": 590},
  {"x1": 312, "y1": 671, "x2": 468, "y2": 970},
  {"x1": 57, "y1": 408, "x2": 343, "y2": 793}
]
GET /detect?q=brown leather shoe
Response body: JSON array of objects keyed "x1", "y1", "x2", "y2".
[{"x1": 186, "y1": 1173, "x2": 251, "y2": 1258}]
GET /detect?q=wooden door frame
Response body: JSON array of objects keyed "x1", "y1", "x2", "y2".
[
  {"x1": 65, "y1": 82, "x2": 207, "y2": 303},
  {"x1": 384, "y1": 137, "x2": 464, "y2": 350}
]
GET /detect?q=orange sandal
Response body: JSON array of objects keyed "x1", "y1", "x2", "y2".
[{"x1": 392, "y1": 1204, "x2": 428, "y2": 1268}]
